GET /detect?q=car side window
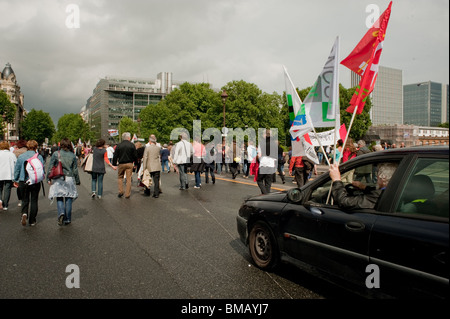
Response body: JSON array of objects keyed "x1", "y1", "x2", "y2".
[
  {"x1": 309, "y1": 163, "x2": 377, "y2": 206},
  {"x1": 396, "y1": 158, "x2": 449, "y2": 219}
]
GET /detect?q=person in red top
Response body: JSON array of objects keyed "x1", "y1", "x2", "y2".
[
  {"x1": 289, "y1": 156, "x2": 305, "y2": 188},
  {"x1": 342, "y1": 138, "x2": 357, "y2": 163}
]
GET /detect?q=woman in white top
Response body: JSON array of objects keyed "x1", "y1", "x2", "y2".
[{"x1": 0, "y1": 141, "x2": 17, "y2": 210}]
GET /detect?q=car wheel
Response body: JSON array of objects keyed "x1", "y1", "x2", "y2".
[{"x1": 248, "y1": 221, "x2": 279, "y2": 270}]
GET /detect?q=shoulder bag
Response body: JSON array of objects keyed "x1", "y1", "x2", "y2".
[{"x1": 49, "y1": 151, "x2": 65, "y2": 180}]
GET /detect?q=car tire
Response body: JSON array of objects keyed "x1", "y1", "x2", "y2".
[{"x1": 248, "y1": 221, "x2": 279, "y2": 270}]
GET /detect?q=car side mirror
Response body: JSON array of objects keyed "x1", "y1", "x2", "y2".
[{"x1": 287, "y1": 188, "x2": 302, "y2": 203}]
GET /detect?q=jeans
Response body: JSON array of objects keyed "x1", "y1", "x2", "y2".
[
  {"x1": 194, "y1": 171, "x2": 201, "y2": 187},
  {"x1": 91, "y1": 172, "x2": 105, "y2": 196},
  {"x1": 318, "y1": 152, "x2": 324, "y2": 164},
  {"x1": 57, "y1": 197, "x2": 73, "y2": 223},
  {"x1": 178, "y1": 164, "x2": 188, "y2": 189},
  {"x1": 205, "y1": 163, "x2": 215, "y2": 183},
  {"x1": 161, "y1": 160, "x2": 170, "y2": 172},
  {"x1": 277, "y1": 163, "x2": 285, "y2": 182},
  {"x1": 0, "y1": 180, "x2": 13, "y2": 208}
]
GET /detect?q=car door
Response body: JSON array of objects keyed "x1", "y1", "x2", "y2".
[
  {"x1": 280, "y1": 165, "x2": 379, "y2": 289},
  {"x1": 369, "y1": 156, "x2": 449, "y2": 298}
]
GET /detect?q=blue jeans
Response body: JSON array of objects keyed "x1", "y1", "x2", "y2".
[
  {"x1": 178, "y1": 164, "x2": 188, "y2": 189},
  {"x1": 194, "y1": 171, "x2": 201, "y2": 187},
  {"x1": 91, "y1": 172, "x2": 105, "y2": 196},
  {"x1": 161, "y1": 160, "x2": 170, "y2": 172},
  {"x1": 57, "y1": 197, "x2": 73, "y2": 223}
]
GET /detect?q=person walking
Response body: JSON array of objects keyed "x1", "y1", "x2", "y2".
[
  {"x1": 90, "y1": 139, "x2": 117, "y2": 199},
  {"x1": 245, "y1": 140, "x2": 257, "y2": 178},
  {"x1": 204, "y1": 142, "x2": 216, "y2": 184},
  {"x1": 191, "y1": 136, "x2": 205, "y2": 188},
  {"x1": 112, "y1": 132, "x2": 138, "y2": 198},
  {"x1": 229, "y1": 141, "x2": 240, "y2": 180},
  {"x1": 0, "y1": 141, "x2": 17, "y2": 211},
  {"x1": 13, "y1": 139, "x2": 28, "y2": 207},
  {"x1": 289, "y1": 155, "x2": 305, "y2": 188},
  {"x1": 256, "y1": 130, "x2": 277, "y2": 194},
  {"x1": 160, "y1": 144, "x2": 170, "y2": 173},
  {"x1": 13, "y1": 140, "x2": 45, "y2": 226},
  {"x1": 106, "y1": 144, "x2": 115, "y2": 164},
  {"x1": 47, "y1": 138, "x2": 80, "y2": 226},
  {"x1": 277, "y1": 141, "x2": 286, "y2": 184},
  {"x1": 142, "y1": 136, "x2": 162, "y2": 197},
  {"x1": 172, "y1": 132, "x2": 193, "y2": 190}
]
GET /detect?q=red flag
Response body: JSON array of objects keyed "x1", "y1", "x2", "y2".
[
  {"x1": 341, "y1": 1, "x2": 392, "y2": 114},
  {"x1": 339, "y1": 123, "x2": 347, "y2": 141}
]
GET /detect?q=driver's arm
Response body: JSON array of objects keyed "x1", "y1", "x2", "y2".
[{"x1": 329, "y1": 163, "x2": 379, "y2": 209}]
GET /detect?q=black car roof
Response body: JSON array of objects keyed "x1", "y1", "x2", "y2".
[{"x1": 354, "y1": 146, "x2": 448, "y2": 159}]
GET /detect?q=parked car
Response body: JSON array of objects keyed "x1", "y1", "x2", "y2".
[{"x1": 237, "y1": 146, "x2": 449, "y2": 298}]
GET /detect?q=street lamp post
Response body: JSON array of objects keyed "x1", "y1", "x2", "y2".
[{"x1": 221, "y1": 90, "x2": 228, "y2": 129}]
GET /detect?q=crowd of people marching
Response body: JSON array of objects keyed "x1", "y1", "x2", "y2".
[{"x1": 0, "y1": 131, "x2": 397, "y2": 227}]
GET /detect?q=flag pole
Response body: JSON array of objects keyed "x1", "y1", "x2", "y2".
[
  {"x1": 338, "y1": 105, "x2": 358, "y2": 164},
  {"x1": 312, "y1": 127, "x2": 331, "y2": 166}
]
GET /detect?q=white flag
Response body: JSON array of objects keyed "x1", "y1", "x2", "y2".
[
  {"x1": 291, "y1": 37, "x2": 340, "y2": 138},
  {"x1": 284, "y1": 66, "x2": 314, "y2": 156}
]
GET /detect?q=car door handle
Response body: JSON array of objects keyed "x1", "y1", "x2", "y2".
[{"x1": 345, "y1": 221, "x2": 365, "y2": 232}]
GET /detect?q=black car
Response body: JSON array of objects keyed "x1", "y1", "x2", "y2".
[{"x1": 237, "y1": 146, "x2": 449, "y2": 299}]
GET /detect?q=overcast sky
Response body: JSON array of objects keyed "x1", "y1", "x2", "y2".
[{"x1": 1, "y1": 0, "x2": 448, "y2": 124}]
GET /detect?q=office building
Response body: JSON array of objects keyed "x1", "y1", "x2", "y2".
[
  {"x1": 85, "y1": 72, "x2": 181, "y2": 141},
  {"x1": 403, "y1": 81, "x2": 449, "y2": 127},
  {"x1": 350, "y1": 66, "x2": 403, "y2": 125}
]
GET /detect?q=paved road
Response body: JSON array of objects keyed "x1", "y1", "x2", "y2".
[{"x1": 0, "y1": 164, "x2": 356, "y2": 303}]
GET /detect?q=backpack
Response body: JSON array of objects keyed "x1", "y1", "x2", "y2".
[{"x1": 25, "y1": 152, "x2": 45, "y2": 185}]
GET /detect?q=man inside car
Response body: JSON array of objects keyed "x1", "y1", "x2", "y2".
[{"x1": 329, "y1": 162, "x2": 398, "y2": 210}]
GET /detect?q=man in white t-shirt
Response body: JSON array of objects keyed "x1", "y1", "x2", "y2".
[
  {"x1": 256, "y1": 130, "x2": 277, "y2": 194},
  {"x1": 172, "y1": 133, "x2": 193, "y2": 190}
]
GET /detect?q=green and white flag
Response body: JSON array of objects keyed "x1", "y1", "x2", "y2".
[
  {"x1": 284, "y1": 66, "x2": 314, "y2": 142},
  {"x1": 291, "y1": 37, "x2": 340, "y2": 139}
]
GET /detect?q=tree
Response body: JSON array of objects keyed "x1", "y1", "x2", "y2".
[
  {"x1": 118, "y1": 116, "x2": 138, "y2": 140},
  {"x1": 55, "y1": 113, "x2": 93, "y2": 143},
  {"x1": 217, "y1": 80, "x2": 286, "y2": 142},
  {"x1": 0, "y1": 90, "x2": 17, "y2": 138},
  {"x1": 139, "y1": 82, "x2": 221, "y2": 143},
  {"x1": 21, "y1": 109, "x2": 56, "y2": 144}
]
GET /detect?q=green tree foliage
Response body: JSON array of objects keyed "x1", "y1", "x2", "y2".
[
  {"x1": 55, "y1": 113, "x2": 93, "y2": 144},
  {"x1": 21, "y1": 109, "x2": 55, "y2": 144},
  {"x1": 139, "y1": 81, "x2": 286, "y2": 145},
  {"x1": 118, "y1": 116, "x2": 138, "y2": 139},
  {"x1": 0, "y1": 90, "x2": 17, "y2": 137},
  {"x1": 140, "y1": 82, "x2": 221, "y2": 144}
]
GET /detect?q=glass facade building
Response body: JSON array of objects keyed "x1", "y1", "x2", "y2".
[
  {"x1": 350, "y1": 66, "x2": 403, "y2": 125},
  {"x1": 404, "y1": 81, "x2": 445, "y2": 127},
  {"x1": 85, "y1": 72, "x2": 181, "y2": 142}
]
